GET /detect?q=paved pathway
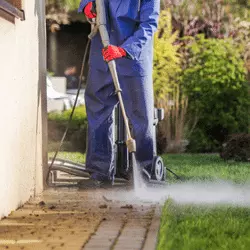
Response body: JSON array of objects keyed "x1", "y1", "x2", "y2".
[{"x1": 0, "y1": 187, "x2": 161, "y2": 250}]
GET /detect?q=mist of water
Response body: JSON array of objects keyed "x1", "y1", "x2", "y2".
[
  {"x1": 110, "y1": 154, "x2": 250, "y2": 206},
  {"x1": 107, "y1": 180, "x2": 250, "y2": 207},
  {"x1": 113, "y1": 153, "x2": 250, "y2": 206},
  {"x1": 135, "y1": 181, "x2": 250, "y2": 206}
]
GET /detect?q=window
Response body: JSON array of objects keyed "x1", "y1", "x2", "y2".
[{"x1": 0, "y1": 0, "x2": 25, "y2": 22}]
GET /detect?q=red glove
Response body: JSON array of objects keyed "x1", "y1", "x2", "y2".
[
  {"x1": 84, "y1": 2, "x2": 96, "y2": 19},
  {"x1": 102, "y1": 45, "x2": 127, "y2": 62}
]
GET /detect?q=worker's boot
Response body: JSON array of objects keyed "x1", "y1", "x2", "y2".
[{"x1": 77, "y1": 178, "x2": 113, "y2": 189}]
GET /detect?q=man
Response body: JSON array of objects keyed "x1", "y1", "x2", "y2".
[
  {"x1": 79, "y1": 0, "x2": 160, "y2": 187},
  {"x1": 64, "y1": 66, "x2": 78, "y2": 89}
]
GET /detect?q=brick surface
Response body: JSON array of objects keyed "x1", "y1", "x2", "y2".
[
  {"x1": 83, "y1": 220, "x2": 123, "y2": 250},
  {"x1": 0, "y1": 188, "x2": 161, "y2": 250}
]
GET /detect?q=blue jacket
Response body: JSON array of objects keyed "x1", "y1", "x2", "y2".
[{"x1": 78, "y1": 0, "x2": 160, "y2": 76}]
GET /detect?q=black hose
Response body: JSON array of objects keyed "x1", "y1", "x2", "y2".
[
  {"x1": 165, "y1": 167, "x2": 183, "y2": 180},
  {"x1": 46, "y1": 39, "x2": 91, "y2": 186}
]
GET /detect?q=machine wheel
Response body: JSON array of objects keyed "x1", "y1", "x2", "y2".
[{"x1": 151, "y1": 156, "x2": 166, "y2": 181}]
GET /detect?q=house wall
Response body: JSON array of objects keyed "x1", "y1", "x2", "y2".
[{"x1": 0, "y1": 0, "x2": 47, "y2": 217}]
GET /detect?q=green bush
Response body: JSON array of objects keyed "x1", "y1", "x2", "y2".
[
  {"x1": 48, "y1": 105, "x2": 87, "y2": 129},
  {"x1": 183, "y1": 35, "x2": 250, "y2": 152},
  {"x1": 48, "y1": 106, "x2": 87, "y2": 153}
]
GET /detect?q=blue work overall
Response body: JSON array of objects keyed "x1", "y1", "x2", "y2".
[{"x1": 78, "y1": 0, "x2": 160, "y2": 181}]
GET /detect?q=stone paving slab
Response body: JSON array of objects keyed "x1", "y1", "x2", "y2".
[
  {"x1": 83, "y1": 220, "x2": 123, "y2": 250},
  {"x1": 0, "y1": 187, "x2": 161, "y2": 250}
]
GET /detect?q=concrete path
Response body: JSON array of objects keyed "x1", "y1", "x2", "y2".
[{"x1": 0, "y1": 187, "x2": 161, "y2": 250}]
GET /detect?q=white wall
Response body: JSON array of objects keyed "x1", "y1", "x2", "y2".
[{"x1": 0, "y1": 0, "x2": 47, "y2": 218}]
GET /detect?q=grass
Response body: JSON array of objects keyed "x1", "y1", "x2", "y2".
[
  {"x1": 162, "y1": 154, "x2": 250, "y2": 183},
  {"x1": 157, "y1": 154, "x2": 250, "y2": 250},
  {"x1": 48, "y1": 151, "x2": 86, "y2": 164},
  {"x1": 157, "y1": 200, "x2": 250, "y2": 250}
]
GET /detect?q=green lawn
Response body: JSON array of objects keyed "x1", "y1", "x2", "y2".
[
  {"x1": 162, "y1": 154, "x2": 250, "y2": 183},
  {"x1": 48, "y1": 151, "x2": 86, "y2": 163},
  {"x1": 157, "y1": 200, "x2": 250, "y2": 250},
  {"x1": 158, "y1": 154, "x2": 250, "y2": 250}
]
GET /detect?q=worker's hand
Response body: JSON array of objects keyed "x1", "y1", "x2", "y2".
[
  {"x1": 102, "y1": 45, "x2": 127, "y2": 62},
  {"x1": 84, "y1": 2, "x2": 96, "y2": 19}
]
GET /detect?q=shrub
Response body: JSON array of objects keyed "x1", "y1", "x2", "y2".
[
  {"x1": 48, "y1": 105, "x2": 87, "y2": 152},
  {"x1": 220, "y1": 133, "x2": 250, "y2": 162},
  {"x1": 48, "y1": 105, "x2": 87, "y2": 129},
  {"x1": 183, "y1": 35, "x2": 250, "y2": 152}
]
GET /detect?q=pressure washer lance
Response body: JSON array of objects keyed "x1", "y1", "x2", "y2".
[{"x1": 95, "y1": 0, "x2": 136, "y2": 155}]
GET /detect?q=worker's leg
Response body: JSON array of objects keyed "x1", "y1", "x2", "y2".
[
  {"x1": 120, "y1": 74, "x2": 155, "y2": 170},
  {"x1": 85, "y1": 68, "x2": 117, "y2": 181}
]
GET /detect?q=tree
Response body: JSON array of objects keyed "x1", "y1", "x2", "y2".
[
  {"x1": 228, "y1": 18, "x2": 250, "y2": 81},
  {"x1": 46, "y1": 0, "x2": 84, "y2": 27},
  {"x1": 162, "y1": 0, "x2": 250, "y2": 40}
]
